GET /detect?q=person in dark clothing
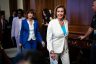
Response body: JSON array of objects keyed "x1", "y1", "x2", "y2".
[
  {"x1": 80, "y1": 0, "x2": 96, "y2": 64},
  {"x1": 0, "y1": 48, "x2": 12, "y2": 64},
  {"x1": 41, "y1": 9, "x2": 53, "y2": 58},
  {"x1": 0, "y1": 11, "x2": 11, "y2": 64},
  {"x1": 9, "y1": 10, "x2": 17, "y2": 28},
  {"x1": 8, "y1": 10, "x2": 17, "y2": 48},
  {"x1": 42, "y1": 9, "x2": 52, "y2": 25},
  {"x1": 0, "y1": 11, "x2": 9, "y2": 49}
]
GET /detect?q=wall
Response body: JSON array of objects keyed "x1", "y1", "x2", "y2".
[
  {"x1": 67, "y1": 0, "x2": 94, "y2": 26},
  {"x1": 29, "y1": 0, "x2": 66, "y2": 27},
  {"x1": 0, "y1": 0, "x2": 10, "y2": 20},
  {"x1": 17, "y1": 0, "x2": 23, "y2": 9},
  {"x1": 66, "y1": 0, "x2": 94, "y2": 34}
]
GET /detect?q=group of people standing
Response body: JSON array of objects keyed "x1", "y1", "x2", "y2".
[
  {"x1": 11, "y1": 9, "x2": 45, "y2": 64},
  {"x1": 0, "y1": 0, "x2": 96, "y2": 64},
  {"x1": 10, "y1": 5, "x2": 70, "y2": 64}
]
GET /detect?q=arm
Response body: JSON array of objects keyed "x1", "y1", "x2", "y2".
[
  {"x1": 80, "y1": 27, "x2": 93, "y2": 40},
  {"x1": 20, "y1": 20, "x2": 24, "y2": 45},
  {"x1": 11, "y1": 18, "x2": 15, "y2": 38},
  {"x1": 35, "y1": 21, "x2": 45, "y2": 47},
  {"x1": 36, "y1": 21, "x2": 42, "y2": 42},
  {"x1": 47, "y1": 21, "x2": 53, "y2": 53}
]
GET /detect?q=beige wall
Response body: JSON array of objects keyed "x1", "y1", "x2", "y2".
[
  {"x1": 0, "y1": 0, "x2": 10, "y2": 20},
  {"x1": 17, "y1": 0, "x2": 23, "y2": 9}
]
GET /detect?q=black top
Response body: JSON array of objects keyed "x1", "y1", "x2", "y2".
[{"x1": 91, "y1": 14, "x2": 96, "y2": 40}]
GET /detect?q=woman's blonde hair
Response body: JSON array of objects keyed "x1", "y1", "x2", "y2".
[{"x1": 54, "y1": 5, "x2": 66, "y2": 19}]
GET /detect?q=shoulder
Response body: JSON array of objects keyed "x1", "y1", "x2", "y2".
[
  {"x1": 22, "y1": 19, "x2": 27, "y2": 21},
  {"x1": 22, "y1": 19, "x2": 27, "y2": 24},
  {"x1": 13, "y1": 17, "x2": 18, "y2": 21},
  {"x1": 12, "y1": 17, "x2": 18, "y2": 23},
  {"x1": 22, "y1": 17, "x2": 26, "y2": 20},
  {"x1": 64, "y1": 19, "x2": 68, "y2": 22},
  {"x1": 34, "y1": 19, "x2": 38, "y2": 22},
  {"x1": 34, "y1": 19, "x2": 38, "y2": 24},
  {"x1": 49, "y1": 19, "x2": 57, "y2": 24},
  {"x1": 64, "y1": 19, "x2": 68, "y2": 24}
]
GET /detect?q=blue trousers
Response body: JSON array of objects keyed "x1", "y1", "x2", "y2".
[
  {"x1": 13, "y1": 40, "x2": 38, "y2": 64},
  {"x1": 23, "y1": 39, "x2": 37, "y2": 50}
]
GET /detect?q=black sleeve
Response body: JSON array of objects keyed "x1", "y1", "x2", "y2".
[
  {"x1": 90, "y1": 20, "x2": 94, "y2": 28},
  {"x1": 90, "y1": 16, "x2": 96, "y2": 28}
]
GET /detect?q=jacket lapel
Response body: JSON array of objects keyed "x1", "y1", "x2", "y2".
[
  {"x1": 25, "y1": 19, "x2": 29, "y2": 31},
  {"x1": 34, "y1": 20, "x2": 36, "y2": 33}
]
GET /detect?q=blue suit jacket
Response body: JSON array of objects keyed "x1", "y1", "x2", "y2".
[{"x1": 20, "y1": 19, "x2": 42, "y2": 46}]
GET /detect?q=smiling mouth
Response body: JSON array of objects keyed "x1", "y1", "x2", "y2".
[{"x1": 58, "y1": 15, "x2": 63, "y2": 17}]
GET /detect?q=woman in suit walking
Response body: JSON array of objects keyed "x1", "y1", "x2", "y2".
[
  {"x1": 47, "y1": 5, "x2": 70, "y2": 64},
  {"x1": 20, "y1": 9, "x2": 45, "y2": 51}
]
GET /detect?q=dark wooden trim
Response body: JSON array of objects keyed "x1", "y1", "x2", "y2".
[
  {"x1": 23, "y1": 0, "x2": 30, "y2": 12},
  {"x1": 9, "y1": 0, "x2": 17, "y2": 16}
]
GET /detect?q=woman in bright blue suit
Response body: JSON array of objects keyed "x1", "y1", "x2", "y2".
[{"x1": 20, "y1": 9, "x2": 45, "y2": 50}]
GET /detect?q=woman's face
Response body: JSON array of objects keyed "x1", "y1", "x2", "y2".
[
  {"x1": 18, "y1": 11, "x2": 22, "y2": 18},
  {"x1": 56, "y1": 7, "x2": 64, "y2": 20},
  {"x1": 27, "y1": 12, "x2": 34, "y2": 19}
]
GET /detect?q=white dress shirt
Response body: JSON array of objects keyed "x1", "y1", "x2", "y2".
[
  {"x1": 27, "y1": 20, "x2": 36, "y2": 41},
  {"x1": 18, "y1": 18, "x2": 22, "y2": 36}
]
